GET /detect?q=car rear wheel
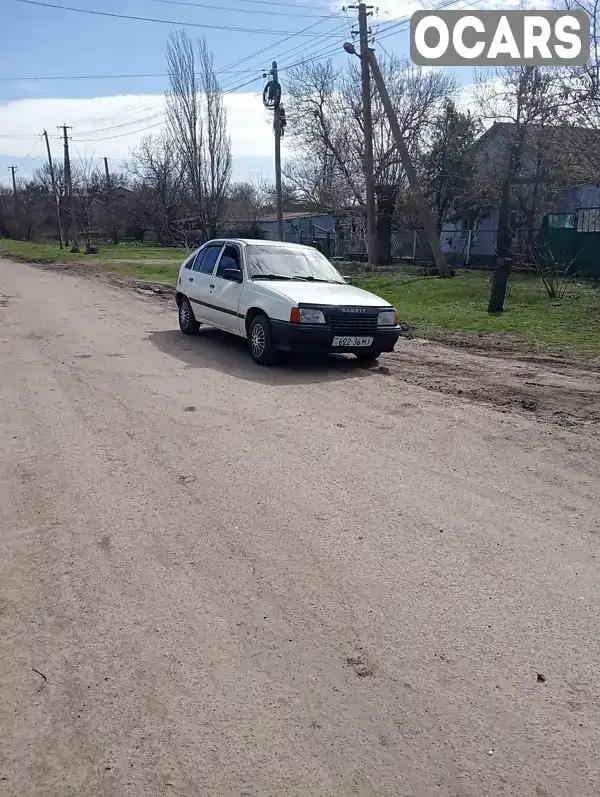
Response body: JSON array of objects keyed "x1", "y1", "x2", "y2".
[
  {"x1": 249, "y1": 315, "x2": 277, "y2": 365},
  {"x1": 179, "y1": 297, "x2": 200, "y2": 335}
]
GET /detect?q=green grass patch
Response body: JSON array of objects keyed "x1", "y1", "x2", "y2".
[
  {"x1": 0, "y1": 239, "x2": 184, "y2": 263},
  {"x1": 355, "y1": 269, "x2": 600, "y2": 358},
  {"x1": 107, "y1": 261, "x2": 181, "y2": 282}
]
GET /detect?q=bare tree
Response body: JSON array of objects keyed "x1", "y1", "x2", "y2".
[
  {"x1": 71, "y1": 159, "x2": 103, "y2": 252},
  {"x1": 224, "y1": 179, "x2": 269, "y2": 234},
  {"x1": 166, "y1": 31, "x2": 231, "y2": 237},
  {"x1": 127, "y1": 133, "x2": 186, "y2": 246},
  {"x1": 284, "y1": 152, "x2": 351, "y2": 209},
  {"x1": 166, "y1": 30, "x2": 204, "y2": 229},
  {"x1": 198, "y1": 37, "x2": 231, "y2": 237},
  {"x1": 286, "y1": 55, "x2": 455, "y2": 262}
]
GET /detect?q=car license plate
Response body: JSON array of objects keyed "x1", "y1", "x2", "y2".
[{"x1": 332, "y1": 336, "x2": 374, "y2": 348}]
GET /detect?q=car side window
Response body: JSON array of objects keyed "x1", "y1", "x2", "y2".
[
  {"x1": 194, "y1": 244, "x2": 223, "y2": 274},
  {"x1": 182, "y1": 250, "x2": 198, "y2": 270},
  {"x1": 216, "y1": 245, "x2": 241, "y2": 279}
]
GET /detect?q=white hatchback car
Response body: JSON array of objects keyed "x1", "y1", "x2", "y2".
[{"x1": 175, "y1": 238, "x2": 401, "y2": 365}]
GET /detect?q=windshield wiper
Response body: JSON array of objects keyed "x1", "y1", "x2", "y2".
[
  {"x1": 252, "y1": 274, "x2": 309, "y2": 281},
  {"x1": 299, "y1": 276, "x2": 342, "y2": 283}
]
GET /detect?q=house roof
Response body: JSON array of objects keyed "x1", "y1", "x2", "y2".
[
  {"x1": 259, "y1": 211, "x2": 331, "y2": 222},
  {"x1": 477, "y1": 121, "x2": 600, "y2": 148}
]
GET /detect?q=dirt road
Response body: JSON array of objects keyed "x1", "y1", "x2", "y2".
[{"x1": 1, "y1": 258, "x2": 599, "y2": 797}]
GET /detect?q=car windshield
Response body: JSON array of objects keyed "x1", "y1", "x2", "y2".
[{"x1": 246, "y1": 244, "x2": 345, "y2": 283}]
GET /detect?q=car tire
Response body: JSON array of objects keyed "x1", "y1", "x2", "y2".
[
  {"x1": 356, "y1": 349, "x2": 382, "y2": 364},
  {"x1": 179, "y1": 297, "x2": 200, "y2": 335},
  {"x1": 248, "y1": 314, "x2": 277, "y2": 365}
]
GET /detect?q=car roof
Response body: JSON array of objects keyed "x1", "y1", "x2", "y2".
[{"x1": 203, "y1": 238, "x2": 317, "y2": 250}]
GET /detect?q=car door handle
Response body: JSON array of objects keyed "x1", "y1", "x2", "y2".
[
  {"x1": 209, "y1": 284, "x2": 215, "y2": 289},
  {"x1": 189, "y1": 277, "x2": 194, "y2": 282}
]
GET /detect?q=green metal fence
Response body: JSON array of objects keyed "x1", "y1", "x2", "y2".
[{"x1": 542, "y1": 210, "x2": 600, "y2": 277}]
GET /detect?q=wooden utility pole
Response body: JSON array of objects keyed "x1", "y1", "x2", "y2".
[
  {"x1": 354, "y1": 3, "x2": 377, "y2": 269},
  {"x1": 8, "y1": 166, "x2": 20, "y2": 236},
  {"x1": 103, "y1": 156, "x2": 117, "y2": 243},
  {"x1": 365, "y1": 48, "x2": 452, "y2": 278},
  {"x1": 271, "y1": 61, "x2": 284, "y2": 242},
  {"x1": 43, "y1": 130, "x2": 64, "y2": 249},
  {"x1": 58, "y1": 124, "x2": 73, "y2": 246}
]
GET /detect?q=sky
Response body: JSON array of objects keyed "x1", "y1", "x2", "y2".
[{"x1": 0, "y1": 0, "x2": 547, "y2": 186}]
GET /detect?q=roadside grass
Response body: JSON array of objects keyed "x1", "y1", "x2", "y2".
[
  {"x1": 355, "y1": 269, "x2": 600, "y2": 358},
  {"x1": 0, "y1": 239, "x2": 184, "y2": 263},
  {"x1": 107, "y1": 261, "x2": 181, "y2": 282}
]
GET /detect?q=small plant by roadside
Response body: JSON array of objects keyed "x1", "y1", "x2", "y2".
[{"x1": 516, "y1": 245, "x2": 578, "y2": 300}]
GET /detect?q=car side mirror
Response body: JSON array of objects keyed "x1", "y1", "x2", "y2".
[
  {"x1": 223, "y1": 267, "x2": 243, "y2": 283},
  {"x1": 343, "y1": 276, "x2": 353, "y2": 285}
]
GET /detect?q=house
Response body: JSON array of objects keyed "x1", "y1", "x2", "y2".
[
  {"x1": 440, "y1": 122, "x2": 600, "y2": 263},
  {"x1": 258, "y1": 211, "x2": 335, "y2": 243}
]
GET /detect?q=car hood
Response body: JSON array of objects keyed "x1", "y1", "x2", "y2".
[{"x1": 255, "y1": 280, "x2": 392, "y2": 307}]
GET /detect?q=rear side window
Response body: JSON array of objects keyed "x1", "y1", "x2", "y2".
[
  {"x1": 182, "y1": 250, "x2": 198, "y2": 270},
  {"x1": 194, "y1": 244, "x2": 223, "y2": 274}
]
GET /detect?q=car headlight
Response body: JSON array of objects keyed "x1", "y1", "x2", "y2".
[
  {"x1": 291, "y1": 307, "x2": 326, "y2": 324},
  {"x1": 378, "y1": 310, "x2": 397, "y2": 326}
]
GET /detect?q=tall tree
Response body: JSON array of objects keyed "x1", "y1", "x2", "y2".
[
  {"x1": 166, "y1": 30, "x2": 204, "y2": 228},
  {"x1": 420, "y1": 101, "x2": 483, "y2": 232},
  {"x1": 166, "y1": 30, "x2": 231, "y2": 237},
  {"x1": 476, "y1": 66, "x2": 563, "y2": 311},
  {"x1": 198, "y1": 37, "x2": 231, "y2": 237}
]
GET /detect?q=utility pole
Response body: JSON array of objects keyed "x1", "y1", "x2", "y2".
[
  {"x1": 352, "y1": 3, "x2": 377, "y2": 269},
  {"x1": 58, "y1": 124, "x2": 73, "y2": 246},
  {"x1": 270, "y1": 61, "x2": 284, "y2": 241},
  {"x1": 43, "y1": 130, "x2": 64, "y2": 249},
  {"x1": 103, "y1": 156, "x2": 117, "y2": 244},
  {"x1": 363, "y1": 48, "x2": 452, "y2": 278},
  {"x1": 8, "y1": 166, "x2": 20, "y2": 237}
]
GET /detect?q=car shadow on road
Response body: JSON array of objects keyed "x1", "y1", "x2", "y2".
[{"x1": 148, "y1": 328, "x2": 379, "y2": 385}]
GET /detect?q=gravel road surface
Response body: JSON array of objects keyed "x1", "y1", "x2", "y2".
[{"x1": 1, "y1": 259, "x2": 599, "y2": 797}]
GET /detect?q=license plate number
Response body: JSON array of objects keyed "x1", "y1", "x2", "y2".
[{"x1": 332, "y1": 336, "x2": 374, "y2": 348}]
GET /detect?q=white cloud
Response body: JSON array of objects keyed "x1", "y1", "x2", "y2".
[
  {"x1": 373, "y1": 0, "x2": 554, "y2": 22},
  {"x1": 0, "y1": 92, "x2": 285, "y2": 172}
]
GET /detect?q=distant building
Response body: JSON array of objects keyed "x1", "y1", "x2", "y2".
[
  {"x1": 258, "y1": 211, "x2": 335, "y2": 243},
  {"x1": 440, "y1": 122, "x2": 600, "y2": 263}
]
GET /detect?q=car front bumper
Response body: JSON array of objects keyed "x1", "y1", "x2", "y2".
[{"x1": 270, "y1": 320, "x2": 401, "y2": 354}]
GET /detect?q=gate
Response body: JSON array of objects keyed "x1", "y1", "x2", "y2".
[{"x1": 542, "y1": 210, "x2": 600, "y2": 278}]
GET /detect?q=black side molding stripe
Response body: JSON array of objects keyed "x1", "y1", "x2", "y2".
[{"x1": 189, "y1": 296, "x2": 244, "y2": 319}]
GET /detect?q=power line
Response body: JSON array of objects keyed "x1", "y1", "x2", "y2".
[
  {"x1": 210, "y1": 10, "x2": 343, "y2": 75},
  {"x1": 2, "y1": 11, "x2": 344, "y2": 140},
  {"x1": 71, "y1": 10, "x2": 344, "y2": 136},
  {"x1": 74, "y1": 14, "x2": 349, "y2": 138},
  {"x1": 71, "y1": 73, "x2": 265, "y2": 143},
  {"x1": 267, "y1": 19, "x2": 349, "y2": 69},
  {"x1": 0, "y1": 73, "x2": 166, "y2": 82},
  {"x1": 11, "y1": 0, "x2": 345, "y2": 36},
  {"x1": 20, "y1": 135, "x2": 43, "y2": 165},
  {"x1": 0, "y1": 134, "x2": 41, "y2": 139},
  {"x1": 145, "y1": 0, "x2": 331, "y2": 19},
  {"x1": 0, "y1": 69, "x2": 261, "y2": 81},
  {"x1": 278, "y1": 0, "x2": 484, "y2": 71},
  {"x1": 152, "y1": 0, "x2": 328, "y2": 8}
]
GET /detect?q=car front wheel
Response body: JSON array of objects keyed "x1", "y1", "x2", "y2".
[
  {"x1": 248, "y1": 315, "x2": 277, "y2": 365},
  {"x1": 179, "y1": 297, "x2": 200, "y2": 335}
]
